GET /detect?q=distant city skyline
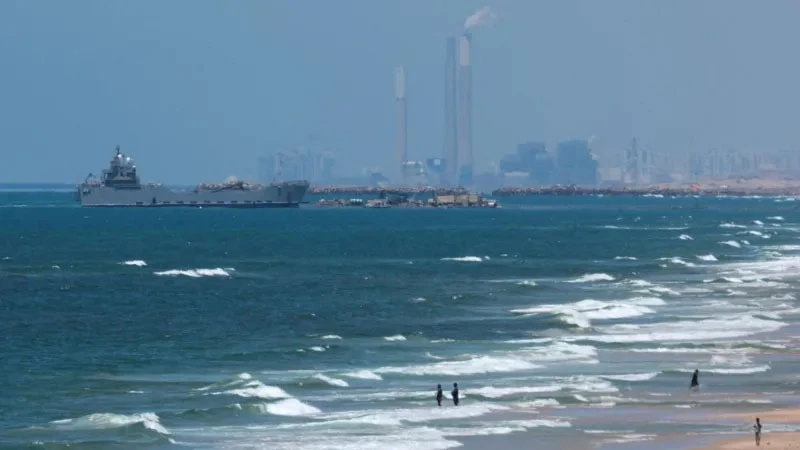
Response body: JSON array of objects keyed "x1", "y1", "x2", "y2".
[{"x1": 1, "y1": 0, "x2": 799, "y2": 183}]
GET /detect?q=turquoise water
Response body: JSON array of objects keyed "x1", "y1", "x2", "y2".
[{"x1": 1, "y1": 193, "x2": 799, "y2": 449}]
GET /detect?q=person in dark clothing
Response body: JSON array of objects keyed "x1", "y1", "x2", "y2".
[
  {"x1": 451, "y1": 382, "x2": 459, "y2": 406},
  {"x1": 436, "y1": 384, "x2": 444, "y2": 406},
  {"x1": 754, "y1": 417, "x2": 762, "y2": 446},
  {"x1": 689, "y1": 369, "x2": 699, "y2": 390}
]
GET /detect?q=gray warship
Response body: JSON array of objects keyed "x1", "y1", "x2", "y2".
[{"x1": 77, "y1": 146, "x2": 309, "y2": 208}]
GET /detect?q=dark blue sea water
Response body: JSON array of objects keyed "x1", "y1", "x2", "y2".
[{"x1": 2, "y1": 192, "x2": 800, "y2": 449}]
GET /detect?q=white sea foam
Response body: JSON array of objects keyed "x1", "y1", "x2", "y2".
[
  {"x1": 343, "y1": 370, "x2": 383, "y2": 381},
  {"x1": 720, "y1": 240, "x2": 742, "y2": 248},
  {"x1": 511, "y1": 298, "x2": 661, "y2": 329},
  {"x1": 679, "y1": 234, "x2": 694, "y2": 240},
  {"x1": 216, "y1": 380, "x2": 292, "y2": 400},
  {"x1": 720, "y1": 256, "x2": 800, "y2": 281},
  {"x1": 468, "y1": 386, "x2": 563, "y2": 398},
  {"x1": 599, "y1": 372, "x2": 660, "y2": 382},
  {"x1": 384, "y1": 334, "x2": 406, "y2": 341},
  {"x1": 303, "y1": 404, "x2": 509, "y2": 433},
  {"x1": 564, "y1": 314, "x2": 786, "y2": 344},
  {"x1": 511, "y1": 342, "x2": 598, "y2": 363},
  {"x1": 677, "y1": 365, "x2": 771, "y2": 375},
  {"x1": 309, "y1": 346, "x2": 327, "y2": 352},
  {"x1": 696, "y1": 254, "x2": 718, "y2": 262},
  {"x1": 659, "y1": 257, "x2": 696, "y2": 267},
  {"x1": 441, "y1": 256, "x2": 482, "y2": 262},
  {"x1": 154, "y1": 267, "x2": 232, "y2": 278},
  {"x1": 568, "y1": 273, "x2": 615, "y2": 283},
  {"x1": 614, "y1": 256, "x2": 637, "y2": 260},
  {"x1": 375, "y1": 355, "x2": 539, "y2": 377},
  {"x1": 753, "y1": 220, "x2": 764, "y2": 225},
  {"x1": 49, "y1": 412, "x2": 169, "y2": 435},
  {"x1": 252, "y1": 398, "x2": 322, "y2": 417},
  {"x1": 766, "y1": 245, "x2": 800, "y2": 252},
  {"x1": 720, "y1": 222, "x2": 747, "y2": 229},
  {"x1": 120, "y1": 260, "x2": 147, "y2": 267},
  {"x1": 604, "y1": 434, "x2": 658, "y2": 444},
  {"x1": 513, "y1": 399, "x2": 561, "y2": 408},
  {"x1": 726, "y1": 289, "x2": 747, "y2": 296},
  {"x1": 312, "y1": 373, "x2": 349, "y2": 387},
  {"x1": 195, "y1": 372, "x2": 253, "y2": 391},
  {"x1": 464, "y1": 377, "x2": 618, "y2": 400},
  {"x1": 767, "y1": 216, "x2": 785, "y2": 221},
  {"x1": 441, "y1": 418, "x2": 571, "y2": 437},
  {"x1": 321, "y1": 334, "x2": 342, "y2": 340},
  {"x1": 486, "y1": 278, "x2": 538, "y2": 286}
]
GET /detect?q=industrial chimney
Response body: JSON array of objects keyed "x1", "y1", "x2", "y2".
[
  {"x1": 395, "y1": 66, "x2": 408, "y2": 183},
  {"x1": 443, "y1": 37, "x2": 458, "y2": 185},
  {"x1": 457, "y1": 33, "x2": 473, "y2": 186}
]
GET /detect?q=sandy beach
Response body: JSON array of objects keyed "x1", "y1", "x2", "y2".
[
  {"x1": 697, "y1": 432, "x2": 800, "y2": 449},
  {"x1": 695, "y1": 408, "x2": 800, "y2": 449}
]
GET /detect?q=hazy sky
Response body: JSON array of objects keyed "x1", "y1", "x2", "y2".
[{"x1": 1, "y1": 0, "x2": 799, "y2": 183}]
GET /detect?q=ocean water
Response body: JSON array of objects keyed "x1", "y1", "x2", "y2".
[{"x1": 2, "y1": 192, "x2": 800, "y2": 449}]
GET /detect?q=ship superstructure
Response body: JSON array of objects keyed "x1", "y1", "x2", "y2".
[{"x1": 77, "y1": 146, "x2": 309, "y2": 207}]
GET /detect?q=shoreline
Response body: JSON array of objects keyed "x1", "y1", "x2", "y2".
[
  {"x1": 452, "y1": 406, "x2": 800, "y2": 450},
  {"x1": 305, "y1": 183, "x2": 800, "y2": 197}
]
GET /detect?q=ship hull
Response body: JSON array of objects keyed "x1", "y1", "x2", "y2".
[{"x1": 77, "y1": 181, "x2": 309, "y2": 208}]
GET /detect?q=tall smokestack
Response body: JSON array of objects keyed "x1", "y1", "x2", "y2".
[
  {"x1": 444, "y1": 37, "x2": 458, "y2": 185},
  {"x1": 457, "y1": 33, "x2": 473, "y2": 186},
  {"x1": 395, "y1": 66, "x2": 408, "y2": 182}
]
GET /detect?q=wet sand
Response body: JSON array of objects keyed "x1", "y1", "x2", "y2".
[
  {"x1": 695, "y1": 408, "x2": 800, "y2": 449},
  {"x1": 697, "y1": 432, "x2": 800, "y2": 449},
  {"x1": 452, "y1": 405, "x2": 800, "y2": 450}
]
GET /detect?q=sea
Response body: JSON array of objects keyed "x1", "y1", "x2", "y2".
[{"x1": 2, "y1": 191, "x2": 800, "y2": 449}]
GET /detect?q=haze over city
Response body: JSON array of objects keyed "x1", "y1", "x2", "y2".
[{"x1": 1, "y1": 0, "x2": 799, "y2": 185}]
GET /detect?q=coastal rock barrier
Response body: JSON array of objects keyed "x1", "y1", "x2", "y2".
[
  {"x1": 307, "y1": 185, "x2": 800, "y2": 197},
  {"x1": 308, "y1": 186, "x2": 470, "y2": 196},
  {"x1": 490, "y1": 185, "x2": 800, "y2": 197}
]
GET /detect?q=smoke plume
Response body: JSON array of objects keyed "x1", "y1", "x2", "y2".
[{"x1": 464, "y1": 6, "x2": 497, "y2": 30}]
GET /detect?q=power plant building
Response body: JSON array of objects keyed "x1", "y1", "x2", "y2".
[{"x1": 554, "y1": 140, "x2": 598, "y2": 186}]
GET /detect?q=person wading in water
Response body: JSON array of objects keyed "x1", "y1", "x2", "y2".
[{"x1": 689, "y1": 369, "x2": 700, "y2": 391}]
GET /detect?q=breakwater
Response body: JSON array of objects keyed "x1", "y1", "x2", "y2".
[
  {"x1": 308, "y1": 186, "x2": 469, "y2": 196},
  {"x1": 491, "y1": 185, "x2": 800, "y2": 197},
  {"x1": 307, "y1": 184, "x2": 800, "y2": 198}
]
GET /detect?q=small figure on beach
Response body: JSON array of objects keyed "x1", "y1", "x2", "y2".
[
  {"x1": 689, "y1": 369, "x2": 699, "y2": 391},
  {"x1": 451, "y1": 382, "x2": 460, "y2": 406},
  {"x1": 754, "y1": 417, "x2": 762, "y2": 446},
  {"x1": 436, "y1": 384, "x2": 443, "y2": 406}
]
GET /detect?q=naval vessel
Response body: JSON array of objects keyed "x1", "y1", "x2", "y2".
[{"x1": 77, "y1": 146, "x2": 309, "y2": 208}]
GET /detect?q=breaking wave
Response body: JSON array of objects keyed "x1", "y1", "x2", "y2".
[
  {"x1": 120, "y1": 260, "x2": 147, "y2": 267},
  {"x1": 441, "y1": 256, "x2": 483, "y2": 262},
  {"x1": 154, "y1": 267, "x2": 233, "y2": 278},
  {"x1": 568, "y1": 273, "x2": 615, "y2": 283}
]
